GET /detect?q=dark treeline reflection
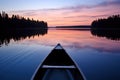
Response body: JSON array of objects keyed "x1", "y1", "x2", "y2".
[
  {"x1": 0, "y1": 28, "x2": 48, "y2": 46},
  {"x1": 91, "y1": 15, "x2": 120, "y2": 40},
  {"x1": 91, "y1": 29, "x2": 120, "y2": 40}
]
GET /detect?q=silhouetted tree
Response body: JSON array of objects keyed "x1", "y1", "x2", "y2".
[
  {"x1": 91, "y1": 14, "x2": 120, "y2": 29},
  {"x1": 1, "y1": 11, "x2": 8, "y2": 19},
  {"x1": 0, "y1": 11, "x2": 48, "y2": 29}
]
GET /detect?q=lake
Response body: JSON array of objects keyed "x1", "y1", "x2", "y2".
[{"x1": 0, "y1": 28, "x2": 120, "y2": 80}]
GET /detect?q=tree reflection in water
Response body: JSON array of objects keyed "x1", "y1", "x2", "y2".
[
  {"x1": 0, "y1": 28, "x2": 48, "y2": 46},
  {"x1": 91, "y1": 29, "x2": 120, "y2": 40}
]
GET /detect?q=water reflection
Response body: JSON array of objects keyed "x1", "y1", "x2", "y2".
[
  {"x1": 0, "y1": 28, "x2": 48, "y2": 46},
  {"x1": 91, "y1": 29, "x2": 120, "y2": 40},
  {"x1": 27, "y1": 29, "x2": 120, "y2": 53},
  {"x1": 0, "y1": 29, "x2": 120, "y2": 80}
]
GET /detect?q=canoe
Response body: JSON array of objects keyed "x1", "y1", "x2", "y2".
[{"x1": 31, "y1": 43, "x2": 85, "y2": 80}]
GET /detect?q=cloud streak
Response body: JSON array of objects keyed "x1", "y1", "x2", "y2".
[{"x1": 8, "y1": 0, "x2": 120, "y2": 26}]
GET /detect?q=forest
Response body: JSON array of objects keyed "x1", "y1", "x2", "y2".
[
  {"x1": 0, "y1": 11, "x2": 48, "y2": 30},
  {"x1": 91, "y1": 14, "x2": 120, "y2": 29}
]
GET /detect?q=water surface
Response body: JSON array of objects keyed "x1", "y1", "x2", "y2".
[{"x1": 0, "y1": 29, "x2": 120, "y2": 80}]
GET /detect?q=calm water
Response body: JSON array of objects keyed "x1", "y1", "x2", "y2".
[{"x1": 0, "y1": 29, "x2": 120, "y2": 80}]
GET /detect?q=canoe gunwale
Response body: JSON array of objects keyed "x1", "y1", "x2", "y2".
[
  {"x1": 69, "y1": 54, "x2": 86, "y2": 80},
  {"x1": 31, "y1": 44, "x2": 86, "y2": 80}
]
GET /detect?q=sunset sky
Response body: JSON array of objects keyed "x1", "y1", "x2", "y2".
[{"x1": 0, "y1": 0, "x2": 120, "y2": 27}]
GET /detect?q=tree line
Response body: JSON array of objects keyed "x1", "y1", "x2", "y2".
[
  {"x1": 0, "y1": 11, "x2": 48, "y2": 30},
  {"x1": 91, "y1": 14, "x2": 120, "y2": 29}
]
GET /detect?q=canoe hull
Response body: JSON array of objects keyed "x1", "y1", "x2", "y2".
[{"x1": 32, "y1": 44, "x2": 85, "y2": 80}]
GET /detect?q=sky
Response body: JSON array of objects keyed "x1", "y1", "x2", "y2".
[{"x1": 0, "y1": 0, "x2": 120, "y2": 27}]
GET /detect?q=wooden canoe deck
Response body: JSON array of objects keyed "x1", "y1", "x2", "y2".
[{"x1": 42, "y1": 65, "x2": 76, "y2": 69}]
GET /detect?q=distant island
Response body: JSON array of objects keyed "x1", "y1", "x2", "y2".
[
  {"x1": 91, "y1": 14, "x2": 120, "y2": 40},
  {"x1": 55, "y1": 25, "x2": 90, "y2": 30},
  {"x1": 0, "y1": 11, "x2": 48, "y2": 30},
  {"x1": 56, "y1": 25, "x2": 90, "y2": 28}
]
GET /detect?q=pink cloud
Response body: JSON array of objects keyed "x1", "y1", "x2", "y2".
[{"x1": 8, "y1": 1, "x2": 120, "y2": 26}]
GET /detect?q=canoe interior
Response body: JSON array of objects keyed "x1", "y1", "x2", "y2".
[
  {"x1": 32, "y1": 44, "x2": 84, "y2": 80},
  {"x1": 42, "y1": 69, "x2": 74, "y2": 80}
]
